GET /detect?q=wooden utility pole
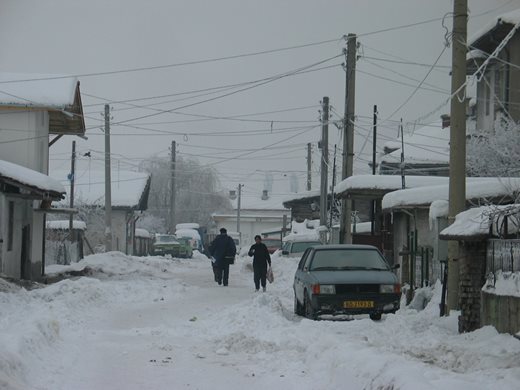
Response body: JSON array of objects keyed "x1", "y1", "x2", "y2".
[
  {"x1": 69, "y1": 140, "x2": 76, "y2": 237},
  {"x1": 104, "y1": 104, "x2": 112, "y2": 252},
  {"x1": 169, "y1": 140, "x2": 176, "y2": 233},
  {"x1": 307, "y1": 143, "x2": 312, "y2": 191},
  {"x1": 447, "y1": 0, "x2": 468, "y2": 313},
  {"x1": 320, "y1": 97, "x2": 329, "y2": 229},
  {"x1": 340, "y1": 33, "x2": 356, "y2": 244},
  {"x1": 371, "y1": 105, "x2": 377, "y2": 235}
]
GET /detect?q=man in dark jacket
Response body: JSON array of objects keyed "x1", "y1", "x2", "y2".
[
  {"x1": 248, "y1": 235, "x2": 271, "y2": 292},
  {"x1": 209, "y1": 228, "x2": 236, "y2": 286}
]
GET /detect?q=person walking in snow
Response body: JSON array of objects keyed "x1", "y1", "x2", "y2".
[
  {"x1": 208, "y1": 228, "x2": 236, "y2": 286},
  {"x1": 248, "y1": 235, "x2": 271, "y2": 292}
]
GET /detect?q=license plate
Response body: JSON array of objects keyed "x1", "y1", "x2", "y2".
[{"x1": 343, "y1": 300, "x2": 374, "y2": 309}]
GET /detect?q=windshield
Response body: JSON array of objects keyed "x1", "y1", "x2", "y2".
[
  {"x1": 156, "y1": 235, "x2": 177, "y2": 243},
  {"x1": 291, "y1": 241, "x2": 321, "y2": 253},
  {"x1": 263, "y1": 239, "x2": 281, "y2": 247},
  {"x1": 309, "y1": 248, "x2": 389, "y2": 271}
]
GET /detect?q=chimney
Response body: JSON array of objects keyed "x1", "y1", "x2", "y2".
[
  {"x1": 229, "y1": 190, "x2": 237, "y2": 200},
  {"x1": 441, "y1": 114, "x2": 450, "y2": 129},
  {"x1": 261, "y1": 190, "x2": 269, "y2": 200}
]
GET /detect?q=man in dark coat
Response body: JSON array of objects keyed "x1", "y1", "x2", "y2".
[
  {"x1": 248, "y1": 235, "x2": 271, "y2": 292},
  {"x1": 209, "y1": 228, "x2": 236, "y2": 286}
]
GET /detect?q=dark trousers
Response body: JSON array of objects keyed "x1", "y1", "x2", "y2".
[
  {"x1": 253, "y1": 265, "x2": 267, "y2": 289},
  {"x1": 216, "y1": 262, "x2": 230, "y2": 286}
]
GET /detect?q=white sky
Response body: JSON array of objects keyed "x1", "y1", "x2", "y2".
[
  {"x1": 1, "y1": 250, "x2": 519, "y2": 389},
  {"x1": 0, "y1": 0, "x2": 518, "y2": 196}
]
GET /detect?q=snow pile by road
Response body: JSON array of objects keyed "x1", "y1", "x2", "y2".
[{"x1": 1, "y1": 251, "x2": 519, "y2": 390}]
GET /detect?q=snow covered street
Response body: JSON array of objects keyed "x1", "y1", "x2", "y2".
[{"x1": 1, "y1": 251, "x2": 519, "y2": 390}]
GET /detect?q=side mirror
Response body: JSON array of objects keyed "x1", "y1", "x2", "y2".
[
  {"x1": 392, "y1": 264, "x2": 401, "y2": 270},
  {"x1": 282, "y1": 250, "x2": 289, "y2": 255}
]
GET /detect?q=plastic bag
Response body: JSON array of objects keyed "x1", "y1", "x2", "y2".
[{"x1": 266, "y1": 266, "x2": 274, "y2": 283}]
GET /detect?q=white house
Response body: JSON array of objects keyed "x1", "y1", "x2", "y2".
[
  {"x1": 0, "y1": 160, "x2": 65, "y2": 279},
  {"x1": 0, "y1": 73, "x2": 86, "y2": 280},
  {"x1": 51, "y1": 170, "x2": 151, "y2": 256}
]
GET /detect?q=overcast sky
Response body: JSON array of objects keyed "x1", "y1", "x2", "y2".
[{"x1": 0, "y1": 0, "x2": 518, "y2": 198}]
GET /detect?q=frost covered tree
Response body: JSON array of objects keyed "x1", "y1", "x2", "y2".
[
  {"x1": 467, "y1": 115, "x2": 520, "y2": 177},
  {"x1": 139, "y1": 155, "x2": 231, "y2": 230}
]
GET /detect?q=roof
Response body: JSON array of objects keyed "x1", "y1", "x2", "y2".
[
  {"x1": 439, "y1": 204, "x2": 520, "y2": 241},
  {"x1": 0, "y1": 73, "x2": 86, "y2": 136},
  {"x1": 335, "y1": 174, "x2": 450, "y2": 199},
  {"x1": 135, "y1": 228, "x2": 151, "y2": 238},
  {"x1": 0, "y1": 159, "x2": 65, "y2": 200},
  {"x1": 51, "y1": 170, "x2": 151, "y2": 210},
  {"x1": 283, "y1": 190, "x2": 322, "y2": 206},
  {"x1": 469, "y1": 8, "x2": 520, "y2": 53},
  {"x1": 382, "y1": 177, "x2": 520, "y2": 211},
  {"x1": 46, "y1": 220, "x2": 87, "y2": 231},
  {"x1": 311, "y1": 244, "x2": 380, "y2": 250},
  {"x1": 230, "y1": 192, "x2": 289, "y2": 211}
]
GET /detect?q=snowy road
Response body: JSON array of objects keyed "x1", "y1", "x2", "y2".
[{"x1": 1, "y1": 252, "x2": 519, "y2": 390}]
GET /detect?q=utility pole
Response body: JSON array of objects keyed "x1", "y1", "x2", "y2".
[
  {"x1": 68, "y1": 140, "x2": 76, "y2": 254},
  {"x1": 400, "y1": 119, "x2": 406, "y2": 189},
  {"x1": 320, "y1": 97, "x2": 329, "y2": 230},
  {"x1": 340, "y1": 33, "x2": 357, "y2": 244},
  {"x1": 104, "y1": 104, "x2": 112, "y2": 252},
  {"x1": 169, "y1": 140, "x2": 176, "y2": 233},
  {"x1": 371, "y1": 105, "x2": 377, "y2": 235},
  {"x1": 447, "y1": 0, "x2": 468, "y2": 314},
  {"x1": 237, "y1": 184, "x2": 242, "y2": 238},
  {"x1": 329, "y1": 145, "x2": 337, "y2": 239},
  {"x1": 307, "y1": 143, "x2": 312, "y2": 191}
]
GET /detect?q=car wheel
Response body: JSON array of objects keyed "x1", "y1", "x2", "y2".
[
  {"x1": 304, "y1": 293, "x2": 316, "y2": 320},
  {"x1": 369, "y1": 313, "x2": 382, "y2": 321},
  {"x1": 294, "y1": 295, "x2": 303, "y2": 316}
]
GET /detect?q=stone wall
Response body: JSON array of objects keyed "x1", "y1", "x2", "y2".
[{"x1": 458, "y1": 241, "x2": 487, "y2": 333}]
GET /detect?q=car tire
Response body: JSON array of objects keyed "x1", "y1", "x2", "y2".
[
  {"x1": 369, "y1": 313, "x2": 382, "y2": 321},
  {"x1": 304, "y1": 293, "x2": 316, "y2": 320},
  {"x1": 294, "y1": 295, "x2": 304, "y2": 316}
]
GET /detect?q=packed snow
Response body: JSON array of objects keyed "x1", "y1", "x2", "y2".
[{"x1": 1, "y1": 251, "x2": 519, "y2": 390}]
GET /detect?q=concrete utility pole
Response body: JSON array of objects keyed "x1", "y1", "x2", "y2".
[
  {"x1": 69, "y1": 140, "x2": 76, "y2": 237},
  {"x1": 307, "y1": 143, "x2": 312, "y2": 191},
  {"x1": 371, "y1": 105, "x2": 377, "y2": 235},
  {"x1": 169, "y1": 140, "x2": 176, "y2": 233},
  {"x1": 237, "y1": 184, "x2": 242, "y2": 237},
  {"x1": 400, "y1": 119, "x2": 406, "y2": 190},
  {"x1": 320, "y1": 97, "x2": 329, "y2": 229},
  {"x1": 447, "y1": 0, "x2": 468, "y2": 313},
  {"x1": 340, "y1": 33, "x2": 357, "y2": 244},
  {"x1": 104, "y1": 104, "x2": 113, "y2": 252}
]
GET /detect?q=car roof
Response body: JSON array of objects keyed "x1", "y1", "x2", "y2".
[{"x1": 311, "y1": 244, "x2": 379, "y2": 250}]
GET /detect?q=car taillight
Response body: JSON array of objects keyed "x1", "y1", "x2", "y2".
[
  {"x1": 394, "y1": 284, "x2": 401, "y2": 294},
  {"x1": 312, "y1": 284, "x2": 320, "y2": 294}
]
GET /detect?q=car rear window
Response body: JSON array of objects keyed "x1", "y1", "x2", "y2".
[
  {"x1": 309, "y1": 249, "x2": 389, "y2": 270},
  {"x1": 291, "y1": 241, "x2": 321, "y2": 253}
]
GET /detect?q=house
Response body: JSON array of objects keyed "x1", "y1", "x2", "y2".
[
  {"x1": 378, "y1": 120, "x2": 450, "y2": 177},
  {"x1": 0, "y1": 74, "x2": 85, "y2": 280},
  {"x1": 0, "y1": 160, "x2": 65, "y2": 280},
  {"x1": 381, "y1": 177, "x2": 520, "y2": 290},
  {"x1": 467, "y1": 9, "x2": 520, "y2": 131},
  {"x1": 51, "y1": 170, "x2": 151, "y2": 256},
  {"x1": 211, "y1": 189, "x2": 290, "y2": 248},
  {"x1": 45, "y1": 220, "x2": 87, "y2": 265}
]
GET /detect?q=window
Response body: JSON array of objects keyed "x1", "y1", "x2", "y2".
[{"x1": 8, "y1": 201, "x2": 14, "y2": 251}]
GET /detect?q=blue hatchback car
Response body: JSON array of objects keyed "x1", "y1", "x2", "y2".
[{"x1": 293, "y1": 244, "x2": 401, "y2": 320}]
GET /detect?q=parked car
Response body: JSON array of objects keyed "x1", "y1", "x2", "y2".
[
  {"x1": 281, "y1": 239, "x2": 322, "y2": 258},
  {"x1": 262, "y1": 237, "x2": 282, "y2": 254},
  {"x1": 153, "y1": 234, "x2": 191, "y2": 258},
  {"x1": 293, "y1": 244, "x2": 400, "y2": 321}
]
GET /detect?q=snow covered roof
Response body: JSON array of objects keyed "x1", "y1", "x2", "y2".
[
  {"x1": 380, "y1": 120, "x2": 450, "y2": 166},
  {"x1": 51, "y1": 170, "x2": 151, "y2": 210},
  {"x1": 335, "y1": 174, "x2": 450, "y2": 198},
  {"x1": 46, "y1": 220, "x2": 87, "y2": 231},
  {"x1": 470, "y1": 8, "x2": 520, "y2": 45},
  {"x1": 382, "y1": 177, "x2": 520, "y2": 211},
  {"x1": 176, "y1": 223, "x2": 200, "y2": 230},
  {"x1": 0, "y1": 159, "x2": 65, "y2": 199},
  {"x1": 135, "y1": 228, "x2": 151, "y2": 238},
  {"x1": 439, "y1": 204, "x2": 520, "y2": 240},
  {"x1": 282, "y1": 189, "x2": 321, "y2": 205},
  {"x1": 0, "y1": 73, "x2": 86, "y2": 136},
  {"x1": 230, "y1": 192, "x2": 289, "y2": 211}
]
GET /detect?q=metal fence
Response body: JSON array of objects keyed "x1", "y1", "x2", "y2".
[
  {"x1": 486, "y1": 239, "x2": 520, "y2": 274},
  {"x1": 412, "y1": 246, "x2": 444, "y2": 287}
]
